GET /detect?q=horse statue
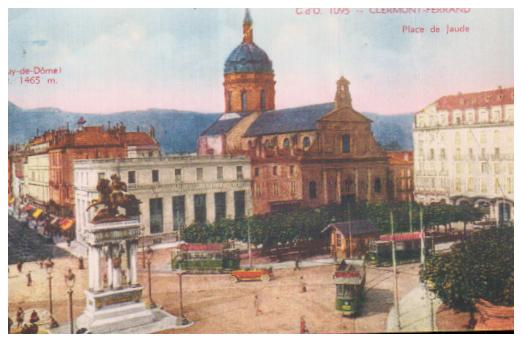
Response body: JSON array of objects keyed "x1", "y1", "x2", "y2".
[{"x1": 87, "y1": 173, "x2": 141, "y2": 222}]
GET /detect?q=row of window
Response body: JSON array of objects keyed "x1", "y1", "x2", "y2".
[
  {"x1": 123, "y1": 166, "x2": 245, "y2": 185},
  {"x1": 149, "y1": 191, "x2": 246, "y2": 234},
  {"x1": 307, "y1": 177, "x2": 382, "y2": 199},
  {"x1": 419, "y1": 147, "x2": 504, "y2": 161}
]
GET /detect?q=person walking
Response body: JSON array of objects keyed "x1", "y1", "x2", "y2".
[
  {"x1": 16, "y1": 307, "x2": 24, "y2": 328},
  {"x1": 294, "y1": 254, "x2": 301, "y2": 271},
  {"x1": 16, "y1": 261, "x2": 23, "y2": 273},
  {"x1": 254, "y1": 294, "x2": 263, "y2": 316},
  {"x1": 26, "y1": 271, "x2": 32, "y2": 287},
  {"x1": 300, "y1": 316, "x2": 309, "y2": 333},
  {"x1": 29, "y1": 310, "x2": 39, "y2": 324},
  {"x1": 8, "y1": 317, "x2": 13, "y2": 333},
  {"x1": 78, "y1": 256, "x2": 84, "y2": 270}
]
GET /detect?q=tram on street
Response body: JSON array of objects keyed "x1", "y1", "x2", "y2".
[
  {"x1": 333, "y1": 259, "x2": 366, "y2": 317},
  {"x1": 367, "y1": 232, "x2": 434, "y2": 267},
  {"x1": 171, "y1": 243, "x2": 240, "y2": 273}
]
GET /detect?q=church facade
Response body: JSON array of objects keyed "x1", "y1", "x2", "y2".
[{"x1": 198, "y1": 10, "x2": 389, "y2": 214}]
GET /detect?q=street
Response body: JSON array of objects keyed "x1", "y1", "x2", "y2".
[
  {"x1": 8, "y1": 246, "x2": 422, "y2": 333},
  {"x1": 8, "y1": 215, "x2": 69, "y2": 265}
]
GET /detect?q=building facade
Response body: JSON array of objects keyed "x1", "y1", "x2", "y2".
[
  {"x1": 386, "y1": 151, "x2": 414, "y2": 202},
  {"x1": 74, "y1": 155, "x2": 252, "y2": 244},
  {"x1": 198, "y1": 10, "x2": 389, "y2": 214},
  {"x1": 413, "y1": 87, "x2": 514, "y2": 223}
]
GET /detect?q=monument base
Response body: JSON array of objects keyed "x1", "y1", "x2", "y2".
[{"x1": 76, "y1": 287, "x2": 155, "y2": 333}]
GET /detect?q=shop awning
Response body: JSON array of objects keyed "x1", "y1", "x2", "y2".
[
  {"x1": 60, "y1": 218, "x2": 75, "y2": 231},
  {"x1": 32, "y1": 208, "x2": 43, "y2": 219},
  {"x1": 23, "y1": 204, "x2": 35, "y2": 212}
]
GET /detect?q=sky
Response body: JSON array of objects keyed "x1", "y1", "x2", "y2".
[{"x1": 8, "y1": 8, "x2": 514, "y2": 114}]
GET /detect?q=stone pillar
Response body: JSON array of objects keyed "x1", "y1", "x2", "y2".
[
  {"x1": 92, "y1": 247, "x2": 102, "y2": 292},
  {"x1": 186, "y1": 194, "x2": 195, "y2": 226},
  {"x1": 226, "y1": 191, "x2": 235, "y2": 219},
  {"x1": 106, "y1": 245, "x2": 113, "y2": 289},
  {"x1": 207, "y1": 192, "x2": 216, "y2": 223},
  {"x1": 129, "y1": 241, "x2": 138, "y2": 286},
  {"x1": 88, "y1": 246, "x2": 95, "y2": 290}
]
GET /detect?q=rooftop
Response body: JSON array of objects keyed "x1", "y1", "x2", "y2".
[{"x1": 433, "y1": 87, "x2": 514, "y2": 111}]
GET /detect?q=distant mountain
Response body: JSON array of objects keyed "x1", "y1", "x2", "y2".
[
  {"x1": 8, "y1": 102, "x2": 414, "y2": 153},
  {"x1": 8, "y1": 102, "x2": 220, "y2": 154}
]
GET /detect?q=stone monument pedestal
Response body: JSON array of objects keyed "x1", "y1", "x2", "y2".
[{"x1": 77, "y1": 287, "x2": 155, "y2": 333}]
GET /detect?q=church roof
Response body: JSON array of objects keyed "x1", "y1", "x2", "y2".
[
  {"x1": 224, "y1": 42, "x2": 273, "y2": 74},
  {"x1": 201, "y1": 117, "x2": 241, "y2": 136},
  {"x1": 244, "y1": 102, "x2": 335, "y2": 137}
]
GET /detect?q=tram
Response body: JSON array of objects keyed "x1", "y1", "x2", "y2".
[{"x1": 334, "y1": 259, "x2": 366, "y2": 317}]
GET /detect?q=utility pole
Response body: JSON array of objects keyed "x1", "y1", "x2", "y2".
[
  {"x1": 390, "y1": 211, "x2": 401, "y2": 331},
  {"x1": 247, "y1": 220, "x2": 252, "y2": 268},
  {"x1": 348, "y1": 206, "x2": 353, "y2": 258},
  {"x1": 420, "y1": 206, "x2": 425, "y2": 265}
]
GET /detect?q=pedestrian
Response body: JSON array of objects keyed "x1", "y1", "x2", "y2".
[
  {"x1": 16, "y1": 261, "x2": 23, "y2": 273},
  {"x1": 26, "y1": 271, "x2": 32, "y2": 287},
  {"x1": 300, "y1": 316, "x2": 309, "y2": 334},
  {"x1": 254, "y1": 294, "x2": 263, "y2": 316},
  {"x1": 78, "y1": 256, "x2": 84, "y2": 270},
  {"x1": 8, "y1": 317, "x2": 13, "y2": 333},
  {"x1": 29, "y1": 310, "x2": 39, "y2": 324},
  {"x1": 39, "y1": 260, "x2": 44, "y2": 269},
  {"x1": 294, "y1": 254, "x2": 301, "y2": 271},
  {"x1": 16, "y1": 307, "x2": 24, "y2": 328},
  {"x1": 299, "y1": 276, "x2": 307, "y2": 293}
]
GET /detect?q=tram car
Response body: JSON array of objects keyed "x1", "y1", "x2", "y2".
[
  {"x1": 334, "y1": 259, "x2": 366, "y2": 317},
  {"x1": 368, "y1": 232, "x2": 434, "y2": 267},
  {"x1": 171, "y1": 242, "x2": 240, "y2": 273}
]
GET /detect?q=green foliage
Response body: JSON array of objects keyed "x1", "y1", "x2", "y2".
[
  {"x1": 180, "y1": 201, "x2": 486, "y2": 246},
  {"x1": 420, "y1": 226, "x2": 514, "y2": 312}
]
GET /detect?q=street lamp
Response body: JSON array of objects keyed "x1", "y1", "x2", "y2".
[
  {"x1": 44, "y1": 259, "x2": 59, "y2": 328},
  {"x1": 145, "y1": 246, "x2": 156, "y2": 308},
  {"x1": 425, "y1": 280, "x2": 436, "y2": 332},
  {"x1": 64, "y1": 269, "x2": 76, "y2": 334},
  {"x1": 176, "y1": 270, "x2": 189, "y2": 326}
]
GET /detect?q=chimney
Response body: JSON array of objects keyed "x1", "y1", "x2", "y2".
[{"x1": 335, "y1": 76, "x2": 352, "y2": 109}]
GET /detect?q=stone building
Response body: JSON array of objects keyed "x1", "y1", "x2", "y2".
[
  {"x1": 47, "y1": 124, "x2": 159, "y2": 216},
  {"x1": 73, "y1": 155, "x2": 252, "y2": 244},
  {"x1": 386, "y1": 151, "x2": 414, "y2": 202},
  {"x1": 413, "y1": 87, "x2": 514, "y2": 223},
  {"x1": 198, "y1": 10, "x2": 389, "y2": 214}
]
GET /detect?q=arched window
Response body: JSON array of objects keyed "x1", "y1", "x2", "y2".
[
  {"x1": 283, "y1": 138, "x2": 290, "y2": 148},
  {"x1": 374, "y1": 177, "x2": 382, "y2": 193},
  {"x1": 303, "y1": 136, "x2": 311, "y2": 148},
  {"x1": 260, "y1": 90, "x2": 266, "y2": 111},
  {"x1": 342, "y1": 134, "x2": 350, "y2": 153},
  {"x1": 309, "y1": 181, "x2": 317, "y2": 199},
  {"x1": 241, "y1": 91, "x2": 247, "y2": 112}
]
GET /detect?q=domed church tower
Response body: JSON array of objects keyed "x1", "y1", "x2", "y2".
[{"x1": 223, "y1": 9, "x2": 276, "y2": 113}]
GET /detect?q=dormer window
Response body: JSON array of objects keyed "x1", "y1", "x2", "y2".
[{"x1": 303, "y1": 136, "x2": 311, "y2": 148}]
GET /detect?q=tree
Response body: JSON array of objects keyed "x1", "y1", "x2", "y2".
[{"x1": 420, "y1": 225, "x2": 513, "y2": 322}]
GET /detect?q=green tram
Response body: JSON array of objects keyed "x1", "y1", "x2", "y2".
[
  {"x1": 368, "y1": 233, "x2": 434, "y2": 267},
  {"x1": 334, "y1": 259, "x2": 366, "y2": 317},
  {"x1": 171, "y1": 243, "x2": 240, "y2": 273}
]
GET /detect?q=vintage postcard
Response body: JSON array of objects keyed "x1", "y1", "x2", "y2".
[{"x1": 7, "y1": 7, "x2": 514, "y2": 334}]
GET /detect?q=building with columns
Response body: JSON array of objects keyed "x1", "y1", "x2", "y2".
[
  {"x1": 73, "y1": 155, "x2": 252, "y2": 244},
  {"x1": 413, "y1": 87, "x2": 514, "y2": 223},
  {"x1": 198, "y1": 10, "x2": 389, "y2": 214}
]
